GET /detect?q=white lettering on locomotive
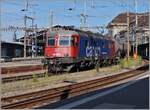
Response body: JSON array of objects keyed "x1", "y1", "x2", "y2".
[{"x1": 86, "y1": 46, "x2": 101, "y2": 57}]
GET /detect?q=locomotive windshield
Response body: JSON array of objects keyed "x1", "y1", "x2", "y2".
[
  {"x1": 59, "y1": 36, "x2": 70, "y2": 46},
  {"x1": 48, "y1": 37, "x2": 55, "y2": 46}
]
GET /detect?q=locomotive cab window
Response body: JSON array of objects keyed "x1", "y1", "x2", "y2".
[
  {"x1": 59, "y1": 36, "x2": 70, "y2": 46},
  {"x1": 48, "y1": 37, "x2": 55, "y2": 46}
]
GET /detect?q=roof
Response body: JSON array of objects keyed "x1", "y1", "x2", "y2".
[
  {"x1": 130, "y1": 12, "x2": 149, "y2": 28},
  {"x1": 18, "y1": 25, "x2": 106, "y2": 40},
  {"x1": 107, "y1": 12, "x2": 149, "y2": 28},
  {"x1": 51, "y1": 25, "x2": 105, "y2": 39},
  {"x1": 107, "y1": 12, "x2": 135, "y2": 28},
  {"x1": 2, "y1": 41, "x2": 24, "y2": 45}
]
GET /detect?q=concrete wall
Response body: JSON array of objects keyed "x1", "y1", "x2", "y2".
[{"x1": 108, "y1": 25, "x2": 126, "y2": 37}]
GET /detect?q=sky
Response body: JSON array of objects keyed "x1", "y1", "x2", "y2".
[{"x1": 1, "y1": 0, "x2": 149, "y2": 41}]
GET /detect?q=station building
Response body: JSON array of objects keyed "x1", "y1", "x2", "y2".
[
  {"x1": 1, "y1": 41, "x2": 31, "y2": 59},
  {"x1": 107, "y1": 12, "x2": 149, "y2": 58}
]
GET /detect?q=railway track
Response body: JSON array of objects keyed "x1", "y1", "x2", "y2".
[
  {"x1": 2, "y1": 59, "x2": 148, "y2": 83},
  {"x1": 1, "y1": 64, "x2": 44, "y2": 74},
  {"x1": 1, "y1": 64, "x2": 121, "y2": 83},
  {"x1": 2, "y1": 63, "x2": 46, "y2": 83},
  {"x1": 1, "y1": 64, "x2": 149, "y2": 109},
  {"x1": 1, "y1": 63, "x2": 117, "y2": 83},
  {"x1": 2, "y1": 71, "x2": 46, "y2": 83}
]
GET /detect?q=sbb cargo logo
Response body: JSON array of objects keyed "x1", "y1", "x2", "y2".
[{"x1": 86, "y1": 46, "x2": 101, "y2": 57}]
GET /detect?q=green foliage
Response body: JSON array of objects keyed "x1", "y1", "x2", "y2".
[
  {"x1": 32, "y1": 74, "x2": 38, "y2": 82},
  {"x1": 95, "y1": 62, "x2": 100, "y2": 72},
  {"x1": 119, "y1": 55, "x2": 142, "y2": 69},
  {"x1": 119, "y1": 59, "x2": 123, "y2": 68},
  {"x1": 137, "y1": 55, "x2": 142, "y2": 65},
  {"x1": 128, "y1": 57, "x2": 135, "y2": 67},
  {"x1": 44, "y1": 71, "x2": 49, "y2": 79},
  {"x1": 119, "y1": 58, "x2": 129, "y2": 68},
  {"x1": 110, "y1": 65, "x2": 121, "y2": 72}
]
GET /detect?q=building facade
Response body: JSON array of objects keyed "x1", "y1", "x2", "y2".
[
  {"x1": 1, "y1": 41, "x2": 24, "y2": 58},
  {"x1": 107, "y1": 12, "x2": 149, "y2": 55}
]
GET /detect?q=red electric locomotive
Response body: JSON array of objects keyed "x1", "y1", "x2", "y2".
[
  {"x1": 44, "y1": 28, "x2": 80, "y2": 72},
  {"x1": 44, "y1": 26, "x2": 120, "y2": 72}
]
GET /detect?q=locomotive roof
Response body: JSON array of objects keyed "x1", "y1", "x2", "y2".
[
  {"x1": 51, "y1": 25, "x2": 111, "y2": 40},
  {"x1": 53, "y1": 29, "x2": 78, "y2": 36}
]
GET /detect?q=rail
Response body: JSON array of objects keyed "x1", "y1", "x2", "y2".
[
  {"x1": 2, "y1": 71, "x2": 46, "y2": 83},
  {"x1": 1, "y1": 64, "x2": 149, "y2": 109}
]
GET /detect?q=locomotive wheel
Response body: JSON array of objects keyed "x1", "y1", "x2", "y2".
[
  {"x1": 73, "y1": 65, "x2": 79, "y2": 72},
  {"x1": 64, "y1": 65, "x2": 74, "y2": 73},
  {"x1": 74, "y1": 63, "x2": 80, "y2": 72}
]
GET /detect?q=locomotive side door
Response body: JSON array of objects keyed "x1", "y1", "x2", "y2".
[{"x1": 70, "y1": 35, "x2": 79, "y2": 58}]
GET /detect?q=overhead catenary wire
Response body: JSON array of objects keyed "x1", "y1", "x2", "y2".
[{"x1": 1, "y1": 0, "x2": 149, "y2": 40}]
